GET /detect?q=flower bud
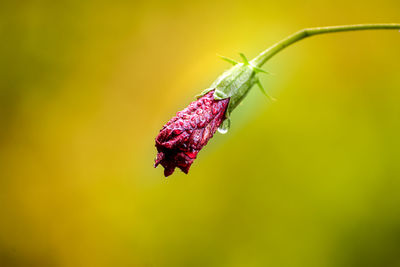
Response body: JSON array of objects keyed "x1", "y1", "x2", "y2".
[{"x1": 155, "y1": 91, "x2": 229, "y2": 176}]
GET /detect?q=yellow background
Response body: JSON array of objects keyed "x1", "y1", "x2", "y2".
[{"x1": 1, "y1": 0, "x2": 400, "y2": 266}]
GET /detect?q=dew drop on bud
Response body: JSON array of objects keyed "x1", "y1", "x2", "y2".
[
  {"x1": 217, "y1": 127, "x2": 228, "y2": 134},
  {"x1": 217, "y1": 118, "x2": 230, "y2": 134}
]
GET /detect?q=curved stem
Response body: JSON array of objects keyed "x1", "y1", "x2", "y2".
[{"x1": 251, "y1": 24, "x2": 400, "y2": 67}]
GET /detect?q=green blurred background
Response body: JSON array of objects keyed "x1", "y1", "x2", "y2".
[{"x1": 1, "y1": 0, "x2": 400, "y2": 266}]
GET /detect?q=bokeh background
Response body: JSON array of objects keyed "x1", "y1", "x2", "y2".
[{"x1": 1, "y1": 0, "x2": 400, "y2": 266}]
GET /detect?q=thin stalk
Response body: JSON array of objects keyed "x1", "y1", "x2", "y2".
[{"x1": 251, "y1": 24, "x2": 400, "y2": 67}]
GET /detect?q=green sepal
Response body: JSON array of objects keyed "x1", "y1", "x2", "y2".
[
  {"x1": 214, "y1": 90, "x2": 229, "y2": 100},
  {"x1": 252, "y1": 66, "x2": 270, "y2": 74},
  {"x1": 197, "y1": 53, "x2": 274, "y2": 133},
  {"x1": 217, "y1": 54, "x2": 238, "y2": 65},
  {"x1": 239, "y1": 53, "x2": 250, "y2": 65},
  {"x1": 196, "y1": 87, "x2": 214, "y2": 99},
  {"x1": 256, "y1": 79, "x2": 276, "y2": 102}
]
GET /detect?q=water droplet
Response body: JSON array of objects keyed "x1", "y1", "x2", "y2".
[
  {"x1": 217, "y1": 119, "x2": 230, "y2": 134},
  {"x1": 217, "y1": 127, "x2": 228, "y2": 134}
]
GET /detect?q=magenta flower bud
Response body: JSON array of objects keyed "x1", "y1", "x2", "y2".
[
  {"x1": 154, "y1": 24, "x2": 400, "y2": 177},
  {"x1": 155, "y1": 91, "x2": 229, "y2": 177}
]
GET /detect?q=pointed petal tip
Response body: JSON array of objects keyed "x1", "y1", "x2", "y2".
[
  {"x1": 155, "y1": 152, "x2": 165, "y2": 167},
  {"x1": 178, "y1": 164, "x2": 191, "y2": 174},
  {"x1": 164, "y1": 166, "x2": 175, "y2": 177}
]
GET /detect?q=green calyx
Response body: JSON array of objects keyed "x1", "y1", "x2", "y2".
[
  {"x1": 197, "y1": 23, "x2": 400, "y2": 134},
  {"x1": 198, "y1": 53, "x2": 271, "y2": 134}
]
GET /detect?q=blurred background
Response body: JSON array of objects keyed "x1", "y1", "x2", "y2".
[{"x1": 1, "y1": 0, "x2": 400, "y2": 266}]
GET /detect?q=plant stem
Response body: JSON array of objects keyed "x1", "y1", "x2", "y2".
[{"x1": 251, "y1": 24, "x2": 400, "y2": 67}]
